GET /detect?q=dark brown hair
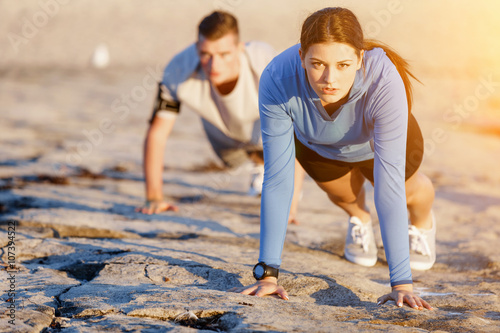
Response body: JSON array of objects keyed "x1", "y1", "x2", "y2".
[
  {"x1": 198, "y1": 11, "x2": 239, "y2": 41},
  {"x1": 300, "y1": 7, "x2": 419, "y2": 112}
]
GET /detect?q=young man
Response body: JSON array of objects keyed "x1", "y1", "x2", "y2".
[{"x1": 137, "y1": 11, "x2": 304, "y2": 223}]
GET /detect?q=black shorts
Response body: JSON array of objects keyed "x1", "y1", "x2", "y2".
[{"x1": 295, "y1": 113, "x2": 424, "y2": 183}]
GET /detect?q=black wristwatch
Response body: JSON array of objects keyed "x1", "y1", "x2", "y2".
[{"x1": 253, "y1": 262, "x2": 279, "y2": 280}]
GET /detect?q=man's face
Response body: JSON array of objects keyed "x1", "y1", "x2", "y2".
[{"x1": 197, "y1": 33, "x2": 242, "y2": 87}]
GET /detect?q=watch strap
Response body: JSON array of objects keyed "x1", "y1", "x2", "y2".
[{"x1": 253, "y1": 262, "x2": 279, "y2": 280}]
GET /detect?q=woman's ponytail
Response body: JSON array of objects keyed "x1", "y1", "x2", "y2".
[{"x1": 364, "y1": 39, "x2": 420, "y2": 113}]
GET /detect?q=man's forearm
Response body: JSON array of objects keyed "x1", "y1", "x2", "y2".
[{"x1": 144, "y1": 134, "x2": 167, "y2": 201}]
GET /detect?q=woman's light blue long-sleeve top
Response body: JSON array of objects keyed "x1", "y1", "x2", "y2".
[{"x1": 258, "y1": 44, "x2": 412, "y2": 286}]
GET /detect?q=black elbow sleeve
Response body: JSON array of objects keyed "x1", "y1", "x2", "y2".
[{"x1": 149, "y1": 82, "x2": 180, "y2": 123}]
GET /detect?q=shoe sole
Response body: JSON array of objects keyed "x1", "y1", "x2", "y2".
[
  {"x1": 344, "y1": 253, "x2": 377, "y2": 267},
  {"x1": 410, "y1": 260, "x2": 435, "y2": 271}
]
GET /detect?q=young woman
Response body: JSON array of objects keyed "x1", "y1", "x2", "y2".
[{"x1": 234, "y1": 7, "x2": 435, "y2": 309}]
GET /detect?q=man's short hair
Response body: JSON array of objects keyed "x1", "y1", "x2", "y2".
[{"x1": 198, "y1": 11, "x2": 239, "y2": 41}]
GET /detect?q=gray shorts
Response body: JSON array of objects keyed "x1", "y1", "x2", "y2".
[{"x1": 201, "y1": 118, "x2": 263, "y2": 168}]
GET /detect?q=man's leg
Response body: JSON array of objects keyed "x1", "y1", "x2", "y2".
[
  {"x1": 201, "y1": 118, "x2": 249, "y2": 168},
  {"x1": 201, "y1": 118, "x2": 266, "y2": 196}
]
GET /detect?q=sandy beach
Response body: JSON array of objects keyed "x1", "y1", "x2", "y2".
[{"x1": 1, "y1": 1, "x2": 500, "y2": 332}]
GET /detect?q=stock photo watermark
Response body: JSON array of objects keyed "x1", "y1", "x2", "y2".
[
  {"x1": 4, "y1": 220, "x2": 18, "y2": 326},
  {"x1": 424, "y1": 74, "x2": 499, "y2": 157},
  {"x1": 7, "y1": 0, "x2": 72, "y2": 54},
  {"x1": 179, "y1": 162, "x2": 258, "y2": 221},
  {"x1": 364, "y1": 0, "x2": 404, "y2": 38},
  {"x1": 213, "y1": 0, "x2": 243, "y2": 11},
  {"x1": 65, "y1": 64, "x2": 163, "y2": 165},
  {"x1": 442, "y1": 74, "x2": 499, "y2": 129}
]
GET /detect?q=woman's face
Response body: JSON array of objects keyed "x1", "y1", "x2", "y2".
[{"x1": 300, "y1": 42, "x2": 363, "y2": 107}]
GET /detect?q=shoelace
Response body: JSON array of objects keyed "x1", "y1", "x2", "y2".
[
  {"x1": 350, "y1": 219, "x2": 370, "y2": 253},
  {"x1": 408, "y1": 225, "x2": 431, "y2": 256}
]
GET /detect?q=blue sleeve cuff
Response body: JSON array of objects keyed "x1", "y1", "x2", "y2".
[{"x1": 391, "y1": 280, "x2": 413, "y2": 287}]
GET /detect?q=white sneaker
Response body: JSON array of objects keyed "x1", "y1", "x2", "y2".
[
  {"x1": 409, "y1": 212, "x2": 436, "y2": 271},
  {"x1": 344, "y1": 216, "x2": 377, "y2": 267},
  {"x1": 248, "y1": 163, "x2": 264, "y2": 197}
]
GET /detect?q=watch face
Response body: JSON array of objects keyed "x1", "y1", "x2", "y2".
[{"x1": 254, "y1": 264, "x2": 265, "y2": 279}]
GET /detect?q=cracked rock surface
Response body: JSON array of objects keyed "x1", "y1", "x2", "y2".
[{"x1": 1, "y1": 2, "x2": 500, "y2": 332}]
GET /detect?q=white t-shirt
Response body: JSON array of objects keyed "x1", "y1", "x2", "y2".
[{"x1": 157, "y1": 41, "x2": 276, "y2": 143}]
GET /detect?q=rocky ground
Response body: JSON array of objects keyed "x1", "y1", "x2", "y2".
[
  {"x1": 0, "y1": 68, "x2": 499, "y2": 332},
  {"x1": 2, "y1": 1, "x2": 500, "y2": 331}
]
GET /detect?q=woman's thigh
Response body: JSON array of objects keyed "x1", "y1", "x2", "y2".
[{"x1": 315, "y1": 167, "x2": 366, "y2": 201}]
